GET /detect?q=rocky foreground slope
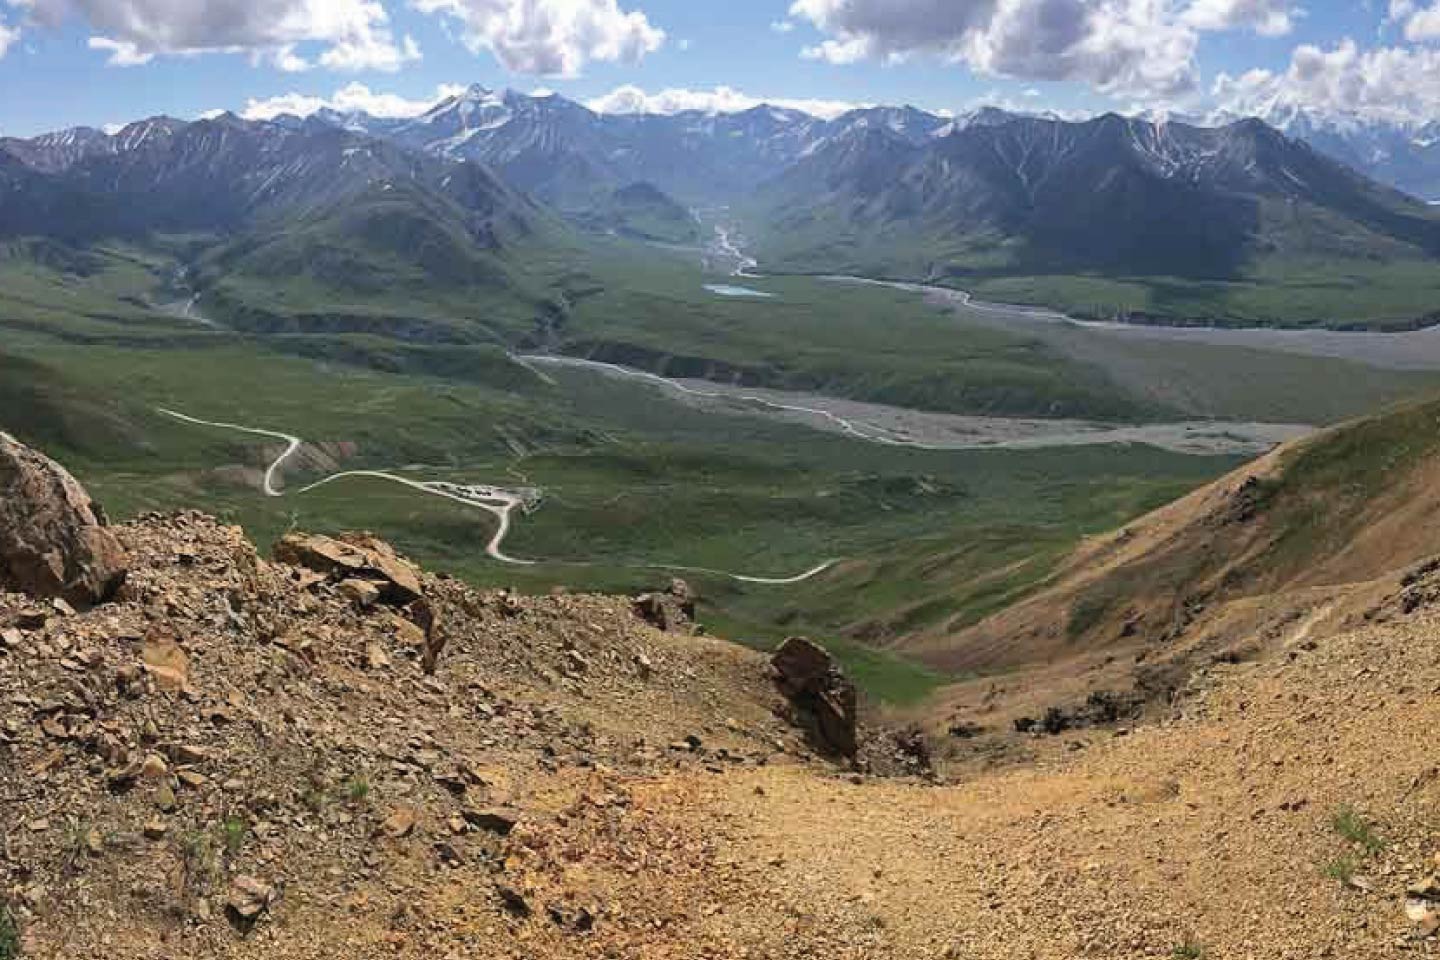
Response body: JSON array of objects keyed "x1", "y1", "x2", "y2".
[{"x1": 5, "y1": 431, "x2": 1440, "y2": 958}]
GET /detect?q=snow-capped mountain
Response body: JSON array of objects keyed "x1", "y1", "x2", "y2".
[
  {"x1": 1204, "y1": 106, "x2": 1440, "y2": 201},
  {"x1": 759, "y1": 110, "x2": 1440, "y2": 280},
  {"x1": 0, "y1": 111, "x2": 537, "y2": 242},
  {"x1": 300, "y1": 88, "x2": 947, "y2": 208}
]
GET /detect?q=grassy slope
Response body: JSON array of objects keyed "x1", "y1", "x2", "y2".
[
  {"x1": 908, "y1": 389, "x2": 1440, "y2": 676},
  {"x1": 556, "y1": 246, "x2": 1167, "y2": 422},
  {"x1": 0, "y1": 277, "x2": 1235, "y2": 707},
  {"x1": 5, "y1": 235, "x2": 1439, "y2": 702},
  {"x1": 746, "y1": 201, "x2": 1440, "y2": 330}
]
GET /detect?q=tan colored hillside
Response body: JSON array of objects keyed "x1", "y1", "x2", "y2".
[{"x1": 896, "y1": 395, "x2": 1440, "y2": 756}]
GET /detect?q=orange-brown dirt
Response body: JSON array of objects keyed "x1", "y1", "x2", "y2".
[
  {"x1": 5, "y1": 507, "x2": 1440, "y2": 958},
  {"x1": 892, "y1": 398, "x2": 1440, "y2": 766}
]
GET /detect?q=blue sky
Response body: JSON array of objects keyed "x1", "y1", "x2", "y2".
[{"x1": 0, "y1": 1, "x2": 1435, "y2": 136}]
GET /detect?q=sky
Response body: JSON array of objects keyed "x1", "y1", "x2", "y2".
[{"x1": 0, "y1": 1, "x2": 1436, "y2": 136}]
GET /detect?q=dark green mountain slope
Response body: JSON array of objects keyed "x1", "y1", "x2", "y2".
[{"x1": 751, "y1": 114, "x2": 1440, "y2": 326}]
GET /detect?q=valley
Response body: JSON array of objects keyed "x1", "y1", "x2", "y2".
[
  {"x1": 17, "y1": 4, "x2": 1440, "y2": 953},
  {"x1": 7, "y1": 95, "x2": 1440, "y2": 711},
  {"x1": 14, "y1": 55, "x2": 1440, "y2": 958},
  {"x1": 4, "y1": 224, "x2": 1438, "y2": 705}
]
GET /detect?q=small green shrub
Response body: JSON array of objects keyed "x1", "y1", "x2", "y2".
[
  {"x1": 1332, "y1": 806, "x2": 1386, "y2": 854},
  {"x1": 220, "y1": 816, "x2": 248, "y2": 856},
  {"x1": 1171, "y1": 939, "x2": 1206, "y2": 959},
  {"x1": 1324, "y1": 855, "x2": 1358, "y2": 884},
  {"x1": 180, "y1": 832, "x2": 219, "y2": 903},
  {"x1": 344, "y1": 776, "x2": 371, "y2": 804},
  {"x1": 0, "y1": 901, "x2": 21, "y2": 960}
]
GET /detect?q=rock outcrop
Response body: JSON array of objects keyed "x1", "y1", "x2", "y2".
[
  {"x1": 633, "y1": 578, "x2": 697, "y2": 633},
  {"x1": 273, "y1": 532, "x2": 424, "y2": 606},
  {"x1": 772, "y1": 636, "x2": 859, "y2": 758},
  {"x1": 0, "y1": 431, "x2": 128, "y2": 606}
]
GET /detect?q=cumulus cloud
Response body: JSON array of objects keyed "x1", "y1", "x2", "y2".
[
  {"x1": 1404, "y1": 3, "x2": 1440, "y2": 39},
  {"x1": 790, "y1": 0, "x2": 1203, "y2": 99},
  {"x1": 1181, "y1": 0, "x2": 1293, "y2": 35},
  {"x1": 88, "y1": 35, "x2": 152, "y2": 65},
  {"x1": 0, "y1": 21, "x2": 19, "y2": 58},
  {"x1": 788, "y1": 0, "x2": 1299, "y2": 100},
  {"x1": 411, "y1": 0, "x2": 664, "y2": 76},
  {"x1": 1211, "y1": 39, "x2": 1440, "y2": 125},
  {"x1": 12, "y1": 0, "x2": 419, "y2": 71},
  {"x1": 585, "y1": 84, "x2": 866, "y2": 119},
  {"x1": 236, "y1": 81, "x2": 465, "y2": 120}
]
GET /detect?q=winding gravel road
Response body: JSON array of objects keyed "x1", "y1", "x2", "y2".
[{"x1": 158, "y1": 408, "x2": 834, "y2": 584}]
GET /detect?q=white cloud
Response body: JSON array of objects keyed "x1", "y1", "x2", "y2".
[
  {"x1": 790, "y1": 0, "x2": 1202, "y2": 99},
  {"x1": 771, "y1": 19, "x2": 796, "y2": 33},
  {"x1": 0, "y1": 22, "x2": 18, "y2": 58},
  {"x1": 585, "y1": 83, "x2": 866, "y2": 119},
  {"x1": 267, "y1": 44, "x2": 311, "y2": 72},
  {"x1": 1211, "y1": 38, "x2": 1440, "y2": 125},
  {"x1": 13, "y1": 0, "x2": 418, "y2": 71},
  {"x1": 88, "y1": 35, "x2": 152, "y2": 65},
  {"x1": 411, "y1": 0, "x2": 664, "y2": 77},
  {"x1": 236, "y1": 81, "x2": 463, "y2": 120},
  {"x1": 1181, "y1": 0, "x2": 1293, "y2": 36},
  {"x1": 1405, "y1": 2, "x2": 1440, "y2": 39},
  {"x1": 788, "y1": 0, "x2": 1296, "y2": 101}
]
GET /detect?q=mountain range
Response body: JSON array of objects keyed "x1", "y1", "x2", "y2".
[
  {"x1": 1208, "y1": 105, "x2": 1440, "y2": 203},
  {"x1": 7, "y1": 88, "x2": 1440, "y2": 327},
  {"x1": 753, "y1": 111, "x2": 1440, "y2": 285}
]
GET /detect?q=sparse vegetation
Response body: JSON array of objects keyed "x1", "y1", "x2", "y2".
[
  {"x1": 1332, "y1": 806, "x2": 1386, "y2": 855},
  {"x1": 1171, "y1": 939, "x2": 1207, "y2": 959},
  {"x1": 344, "y1": 775, "x2": 371, "y2": 804},
  {"x1": 1324, "y1": 855, "x2": 1359, "y2": 884},
  {"x1": 180, "y1": 832, "x2": 219, "y2": 906},
  {"x1": 220, "y1": 816, "x2": 248, "y2": 857},
  {"x1": 0, "y1": 901, "x2": 19, "y2": 960},
  {"x1": 58, "y1": 821, "x2": 90, "y2": 876}
]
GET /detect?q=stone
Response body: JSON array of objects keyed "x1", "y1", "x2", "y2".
[
  {"x1": 168, "y1": 744, "x2": 209, "y2": 766},
  {"x1": 154, "y1": 782, "x2": 178, "y2": 812},
  {"x1": 378, "y1": 806, "x2": 418, "y2": 839},
  {"x1": 226, "y1": 876, "x2": 275, "y2": 922},
  {"x1": 412, "y1": 598, "x2": 444, "y2": 675},
  {"x1": 274, "y1": 533, "x2": 423, "y2": 606},
  {"x1": 365, "y1": 641, "x2": 391, "y2": 670},
  {"x1": 771, "y1": 637, "x2": 859, "y2": 758},
  {"x1": 143, "y1": 818, "x2": 168, "y2": 840},
  {"x1": 0, "y1": 432, "x2": 129, "y2": 607},
  {"x1": 338, "y1": 578, "x2": 382, "y2": 609},
  {"x1": 632, "y1": 579, "x2": 698, "y2": 634},
  {"x1": 462, "y1": 807, "x2": 520, "y2": 836},
  {"x1": 496, "y1": 883, "x2": 532, "y2": 917},
  {"x1": 1407, "y1": 897, "x2": 1440, "y2": 935},
  {"x1": 140, "y1": 627, "x2": 189, "y2": 692},
  {"x1": 548, "y1": 902, "x2": 596, "y2": 932},
  {"x1": 139, "y1": 754, "x2": 169, "y2": 780},
  {"x1": 1409, "y1": 876, "x2": 1440, "y2": 899}
]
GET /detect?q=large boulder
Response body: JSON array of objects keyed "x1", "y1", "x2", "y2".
[
  {"x1": 273, "y1": 532, "x2": 423, "y2": 606},
  {"x1": 0, "y1": 431, "x2": 128, "y2": 607},
  {"x1": 633, "y1": 578, "x2": 697, "y2": 633},
  {"x1": 772, "y1": 637, "x2": 858, "y2": 758}
]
